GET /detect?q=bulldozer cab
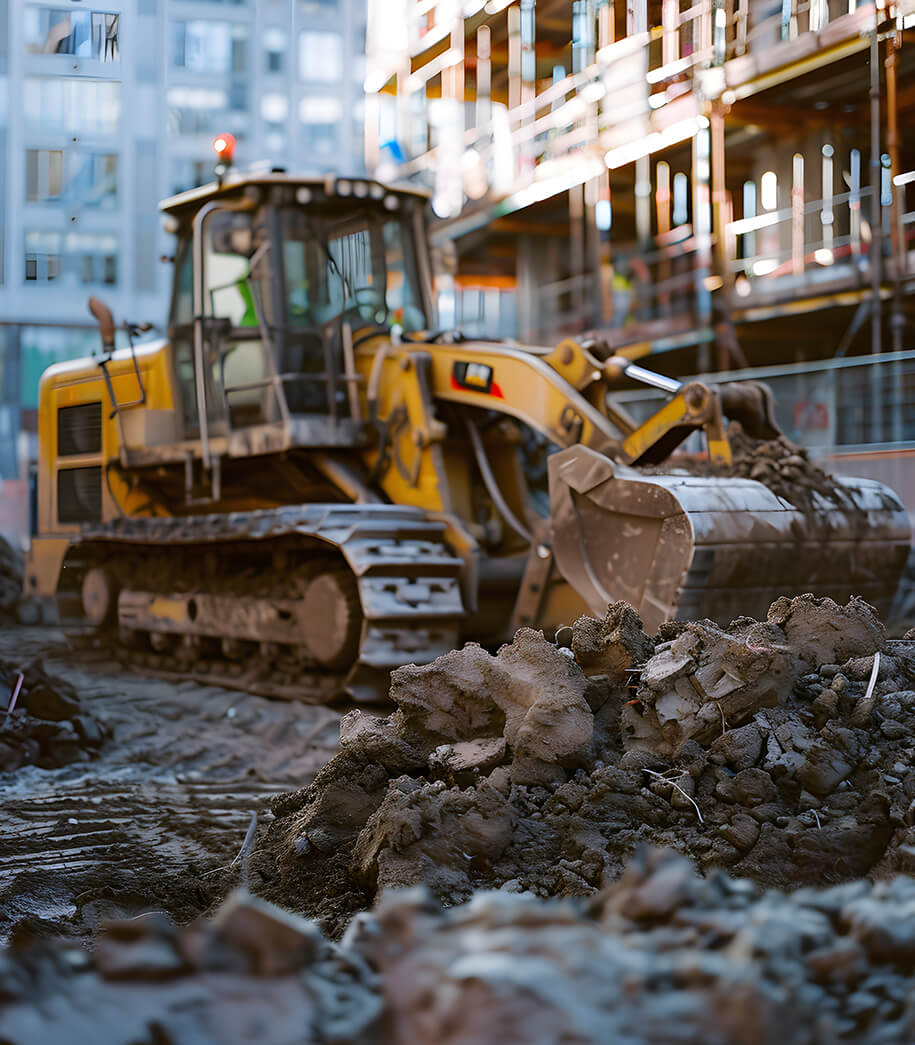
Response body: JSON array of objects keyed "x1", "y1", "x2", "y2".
[{"x1": 162, "y1": 175, "x2": 434, "y2": 448}]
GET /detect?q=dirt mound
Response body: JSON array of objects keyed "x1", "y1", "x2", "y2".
[
  {"x1": 252, "y1": 595, "x2": 915, "y2": 934},
  {"x1": 0, "y1": 659, "x2": 108, "y2": 771},
  {"x1": 726, "y1": 426, "x2": 856, "y2": 512},
  {"x1": 11, "y1": 851, "x2": 915, "y2": 1043}
]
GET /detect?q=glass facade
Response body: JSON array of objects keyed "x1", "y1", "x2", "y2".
[
  {"x1": 24, "y1": 231, "x2": 118, "y2": 286},
  {"x1": 19, "y1": 327, "x2": 102, "y2": 409},
  {"x1": 2, "y1": 0, "x2": 368, "y2": 484}
]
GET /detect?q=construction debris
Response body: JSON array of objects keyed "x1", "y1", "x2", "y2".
[
  {"x1": 253, "y1": 594, "x2": 915, "y2": 934},
  {"x1": 12, "y1": 850, "x2": 915, "y2": 1043},
  {"x1": 0, "y1": 658, "x2": 108, "y2": 771}
]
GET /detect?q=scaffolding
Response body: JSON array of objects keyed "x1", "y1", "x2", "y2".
[{"x1": 364, "y1": 0, "x2": 915, "y2": 369}]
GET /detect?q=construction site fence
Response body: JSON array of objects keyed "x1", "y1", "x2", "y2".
[{"x1": 609, "y1": 349, "x2": 915, "y2": 448}]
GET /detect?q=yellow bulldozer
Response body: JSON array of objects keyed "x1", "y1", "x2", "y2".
[{"x1": 25, "y1": 167, "x2": 911, "y2": 702}]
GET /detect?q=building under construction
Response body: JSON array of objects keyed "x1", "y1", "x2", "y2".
[{"x1": 363, "y1": 0, "x2": 915, "y2": 513}]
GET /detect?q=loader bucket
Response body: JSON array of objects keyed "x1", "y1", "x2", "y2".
[{"x1": 548, "y1": 445, "x2": 911, "y2": 634}]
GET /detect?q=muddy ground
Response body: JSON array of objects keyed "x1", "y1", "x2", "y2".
[
  {"x1": 11, "y1": 596, "x2": 915, "y2": 1042},
  {"x1": 0, "y1": 626, "x2": 342, "y2": 944},
  {"x1": 6, "y1": 592, "x2": 915, "y2": 952}
]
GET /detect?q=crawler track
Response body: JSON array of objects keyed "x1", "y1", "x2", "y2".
[{"x1": 67, "y1": 503, "x2": 467, "y2": 703}]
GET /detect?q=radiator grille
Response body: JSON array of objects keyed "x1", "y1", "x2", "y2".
[
  {"x1": 58, "y1": 403, "x2": 102, "y2": 456},
  {"x1": 57, "y1": 466, "x2": 103, "y2": 524}
]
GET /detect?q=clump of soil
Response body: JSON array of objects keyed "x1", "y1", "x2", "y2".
[
  {"x1": 0, "y1": 658, "x2": 109, "y2": 771},
  {"x1": 725, "y1": 425, "x2": 856, "y2": 512},
  {"x1": 12, "y1": 849, "x2": 915, "y2": 1043},
  {"x1": 252, "y1": 596, "x2": 915, "y2": 936}
]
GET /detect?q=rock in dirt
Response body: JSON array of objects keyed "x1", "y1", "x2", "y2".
[
  {"x1": 0, "y1": 658, "x2": 108, "y2": 771},
  {"x1": 252, "y1": 594, "x2": 915, "y2": 935},
  {"x1": 389, "y1": 629, "x2": 594, "y2": 785},
  {"x1": 571, "y1": 601, "x2": 653, "y2": 682},
  {"x1": 13, "y1": 850, "x2": 915, "y2": 1043}
]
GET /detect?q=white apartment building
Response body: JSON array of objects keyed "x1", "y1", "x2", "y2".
[{"x1": 0, "y1": 0, "x2": 367, "y2": 485}]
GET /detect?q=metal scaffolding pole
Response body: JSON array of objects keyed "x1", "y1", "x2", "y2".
[
  {"x1": 869, "y1": 19, "x2": 883, "y2": 442},
  {"x1": 693, "y1": 124, "x2": 713, "y2": 373},
  {"x1": 869, "y1": 22, "x2": 882, "y2": 358},
  {"x1": 885, "y1": 28, "x2": 905, "y2": 354}
]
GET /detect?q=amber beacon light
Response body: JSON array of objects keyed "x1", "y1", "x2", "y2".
[{"x1": 213, "y1": 133, "x2": 237, "y2": 180}]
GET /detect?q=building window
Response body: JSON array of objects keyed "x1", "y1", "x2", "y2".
[
  {"x1": 172, "y1": 21, "x2": 247, "y2": 75},
  {"x1": 299, "y1": 96, "x2": 342, "y2": 156},
  {"x1": 26, "y1": 149, "x2": 118, "y2": 207},
  {"x1": 264, "y1": 28, "x2": 287, "y2": 73},
  {"x1": 25, "y1": 232, "x2": 61, "y2": 282},
  {"x1": 23, "y1": 78, "x2": 121, "y2": 135},
  {"x1": 25, "y1": 231, "x2": 118, "y2": 285},
  {"x1": 167, "y1": 86, "x2": 247, "y2": 137},
  {"x1": 260, "y1": 92, "x2": 288, "y2": 126},
  {"x1": 24, "y1": 8, "x2": 120, "y2": 62},
  {"x1": 261, "y1": 93, "x2": 288, "y2": 140},
  {"x1": 26, "y1": 149, "x2": 63, "y2": 202},
  {"x1": 170, "y1": 158, "x2": 212, "y2": 196},
  {"x1": 229, "y1": 80, "x2": 247, "y2": 112},
  {"x1": 298, "y1": 30, "x2": 342, "y2": 82},
  {"x1": 302, "y1": 0, "x2": 338, "y2": 12}
]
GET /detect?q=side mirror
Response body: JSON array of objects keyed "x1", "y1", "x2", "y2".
[{"x1": 88, "y1": 296, "x2": 116, "y2": 354}]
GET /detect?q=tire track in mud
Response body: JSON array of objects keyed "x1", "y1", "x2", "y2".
[
  {"x1": 1, "y1": 778, "x2": 276, "y2": 877},
  {"x1": 0, "y1": 627, "x2": 346, "y2": 942}
]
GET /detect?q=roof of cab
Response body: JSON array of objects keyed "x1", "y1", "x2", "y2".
[{"x1": 159, "y1": 172, "x2": 430, "y2": 219}]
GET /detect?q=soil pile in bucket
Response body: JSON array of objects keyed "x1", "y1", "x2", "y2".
[
  {"x1": 0, "y1": 658, "x2": 109, "y2": 771},
  {"x1": 11, "y1": 849, "x2": 915, "y2": 1043},
  {"x1": 670, "y1": 423, "x2": 859, "y2": 515},
  {"x1": 251, "y1": 595, "x2": 915, "y2": 937},
  {"x1": 722, "y1": 425, "x2": 855, "y2": 512}
]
